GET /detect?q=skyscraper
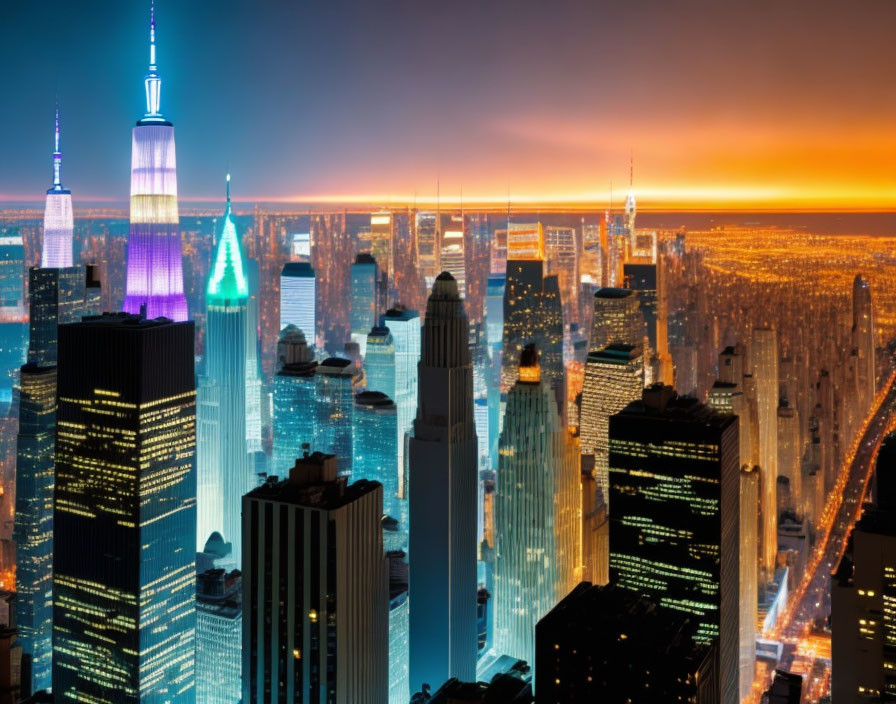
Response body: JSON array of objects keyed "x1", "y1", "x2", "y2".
[
  {"x1": 122, "y1": 4, "x2": 188, "y2": 321},
  {"x1": 350, "y1": 253, "x2": 379, "y2": 354},
  {"x1": 381, "y1": 307, "x2": 420, "y2": 501},
  {"x1": 739, "y1": 465, "x2": 759, "y2": 700},
  {"x1": 242, "y1": 452, "x2": 388, "y2": 704},
  {"x1": 197, "y1": 177, "x2": 251, "y2": 559},
  {"x1": 196, "y1": 569, "x2": 242, "y2": 704},
  {"x1": 315, "y1": 357, "x2": 359, "y2": 478},
  {"x1": 415, "y1": 211, "x2": 440, "y2": 290},
  {"x1": 752, "y1": 327, "x2": 779, "y2": 574},
  {"x1": 53, "y1": 313, "x2": 196, "y2": 703},
  {"x1": 409, "y1": 272, "x2": 478, "y2": 690},
  {"x1": 0, "y1": 233, "x2": 27, "y2": 410},
  {"x1": 42, "y1": 106, "x2": 72, "y2": 269},
  {"x1": 365, "y1": 326, "x2": 396, "y2": 396},
  {"x1": 578, "y1": 343, "x2": 643, "y2": 585},
  {"x1": 587, "y1": 287, "x2": 643, "y2": 353},
  {"x1": 608, "y1": 384, "x2": 740, "y2": 703},
  {"x1": 280, "y1": 262, "x2": 316, "y2": 349},
  {"x1": 439, "y1": 215, "x2": 466, "y2": 299},
  {"x1": 493, "y1": 345, "x2": 580, "y2": 667},
  {"x1": 353, "y1": 390, "x2": 402, "y2": 528},
  {"x1": 272, "y1": 325, "x2": 317, "y2": 473}
]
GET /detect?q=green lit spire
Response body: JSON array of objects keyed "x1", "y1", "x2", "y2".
[{"x1": 207, "y1": 173, "x2": 249, "y2": 302}]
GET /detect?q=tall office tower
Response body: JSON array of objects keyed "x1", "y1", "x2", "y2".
[
  {"x1": 122, "y1": 5, "x2": 188, "y2": 321},
  {"x1": 493, "y1": 345, "x2": 580, "y2": 667},
  {"x1": 350, "y1": 253, "x2": 380, "y2": 354},
  {"x1": 439, "y1": 215, "x2": 466, "y2": 299},
  {"x1": 853, "y1": 274, "x2": 876, "y2": 412},
  {"x1": 490, "y1": 226, "x2": 508, "y2": 275},
  {"x1": 545, "y1": 225, "x2": 579, "y2": 328},
  {"x1": 280, "y1": 262, "x2": 316, "y2": 349},
  {"x1": 415, "y1": 211, "x2": 440, "y2": 290},
  {"x1": 353, "y1": 391, "x2": 402, "y2": 528},
  {"x1": 388, "y1": 552, "x2": 410, "y2": 704},
  {"x1": 739, "y1": 465, "x2": 759, "y2": 700},
  {"x1": 832, "y1": 435, "x2": 896, "y2": 703},
  {"x1": 243, "y1": 257, "x2": 263, "y2": 455},
  {"x1": 369, "y1": 211, "x2": 394, "y2": 288},
  {"x1": 485, "y1": 275, "x2": 505, "y2": 358},
  {"x1": 196, "y1": 569, "x2": 241, "y2": 704},
  {"x1": 381, "y1": 307, "x2": 420, "y2": 500},
  {"x1": 501, "y1": 253, "x2": 564, "y2": 402},
  {"x1": 609, "y1": 385, "x2": 740, "y2": 703},
  {"x1": 42, "y1": 106, "x2": 73, "y2": 268},
  {"x1": 409, "y1": 272, "x2": 478, "y2": 690},
  {"x1": 14, "y1": 365, "x2": 56, "y2": 693},
  {"x1": 197, "y1": 179, "x2": 251, "y2": 558},
  {"x1": 535, "y1": 582, "x2": 716, "y2": 704},
  {"x1": 622, "y1": 262, "x2": 670, "y2": 384},
  {"x1": 53, "y1": 313, "x2": 196, "y2": 703},
  {"x1": 242, "y1": 452, "x2": 388, "y2": 704},
  {"x1": 578, "y1": 344, "x2": 643, "y2": 585},
  {"x1": 752, "y1": 327, "x2": 779, "y2": 574},
  {"x1": 777, "y1": 402, "x2": 801, "y2": 511},
  {"x1": 506, "y1": 222, "x2": 545, "y2": 261},
  {"x1": 272, "y1": 325, "x2": 317, "y2": 473},
  {"x1": 0, "y1": 232, "x2": 27, "y2": 410},
  {"x1": 365, "y1": 326, "x2": 396, "y2": 395},
  {"x1": 315, "y1": 357, "x2": 358, "y2": 477},
  {"x1": 587, "y1": 287, "x2": 643, "y2": 353}
]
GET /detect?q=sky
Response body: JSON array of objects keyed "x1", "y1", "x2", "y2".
[{"x1": 2, "y1": 0, "x2": 896, "y2": 209}]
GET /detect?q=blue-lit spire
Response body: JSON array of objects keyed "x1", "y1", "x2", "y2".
[
  {"x1": 51, "y1": 103, "x2": 62, "y2": 191},
  {"x1": 143, "y1": 0, "x2": 163, "y2": 119},
  {"x1": 207, "y1": 173, "x2": 249, "y2": 302}
]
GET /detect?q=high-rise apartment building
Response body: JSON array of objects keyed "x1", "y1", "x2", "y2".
[
  {"x1": 280, "y1": 262, "x2": 316, "y2": 349},
  {"x1": 196, "y1": 569, "x2": 242, "y2": 704},
  {"x1": 197, "y1": 179, "x2": 251, "y2": 559},
  {"x1": 242, "y1": 452, "x2": 388, "y2": 704},
  {"x1": 409, "y1": 272, "x2": 478, "y2": 690},
  {"x1": 122, "y1": 5, "x2": 188, "y2": 321},
  {"x1": 272, "y1": 325, "x2": 317, "y2": 473},
  {"x1": 53, "y1": 313, "x2": 196, "y2": 703},
  {"x1": 493, "y1": 345, "x2": 580, "y2": 667},
  {"x1": 608, "y1": 384, "x2": 740, "y2": 703}
]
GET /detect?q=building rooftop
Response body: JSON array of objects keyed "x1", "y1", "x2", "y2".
[
  {"x1": 355, "y1": 390, "x2": 396, "y2": 409},
  {"x1": 587, "y1": 343, "x2": 642, "y2": 364},
  {"x1": 594, "y1": 287, "x2": 636, "y2": 299},
  {"x1": 281, "y1": 261, "x2": 315, "y2": 277},
  {"x1": 75, "y1": 312, "x2": 182, "y2": 329},
  {"x1": 618, "y1": 383, "x2": 736, "y2": 429}
]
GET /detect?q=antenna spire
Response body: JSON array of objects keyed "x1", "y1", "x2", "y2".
[
  {"x1": 629, "y1": 148, "x2": 633, "y2": 188},
  {"x1": 143, "y1": 0, "x2": 163, "y2": 119},
  {"x1": 52, "y1": 101, "x2": 62, "y2": 190},
  {"x1": 226, "y1": 172, "x2": 232, "y2": 211}
]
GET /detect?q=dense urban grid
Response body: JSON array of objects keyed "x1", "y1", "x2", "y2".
[{"x1": 0, "y1": 5, "x2": 894, "y2": 704}]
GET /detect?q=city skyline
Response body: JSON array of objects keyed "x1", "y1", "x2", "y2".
[{"x1": 3, "y1": 1, "x2": 896, "y2": 209}]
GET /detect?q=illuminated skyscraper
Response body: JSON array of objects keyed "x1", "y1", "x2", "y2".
[
  {"x1": 409, "y1": 272, "x2": 478, "y2": 690},
  {"x1": 545, "y1": 225, "x2": 579, "y2": 329},
  {"x1": 493, "y1": 345, "x2": 580, "y2": 667},
  {"x1": 280, "y1": 262, "x2": 316, "y2": 349},
  {"x1": 609, "y1": 384, "x2": 740, "y2": 703},
  {"x1": 243, "y1": 257, "x2": 263, "y2": 455},
  {"x1": 353, "y1": 390, "x2": 402, "y2": 528},
  {"x1": 752, "y1": 327, "x2": 779, "y2": 574},
  {"x1": 350, "y1": 253, "x2": 380, "y2": 354},
  {"x1": 381, "y1": 307, "x2": 420, "y2": 499},
  {"x1": 369, "y1": 211, "x2": 394, "y2": 288},
  {"x1": 242, "y1": 452, "x2": 388, "y2": 704},
  {"x1": 853, "y1": 274, "x2": 876, "y2": 412},
  {"x1": 315, "y1": 357, "x2": 359, "y2": 478},
  {"x1": 415, "y1": 211, "x2": 440, "y2": 290},
  {"x1": 197, "y1": 177, "x2": 251, "y2": 559},
  {"x1": 53, "y1": 313, "x2": 196, "y2": 703},
  {"x1": 439, "y1": 215, "x2": 466, "y2": 299},
  {"x1": 578, "y1": 343, "x2": 643, "y2": 585},
  {"x1": 272, "y1": 325, "x2": 317, "y2": 473},
  {"x1": 42, "y1": 106, "x2": 72, "y2": 268},
  {"x1": 388, "y1": 552, "x2": 410, "y2": 704},
  {"x1": 366, "y1": 326, "x2": 396, "y2": 396},
  {"x1": 587, "y1": 287, "x2": 643, "y2": 353},
  {"x1": 0, "y1": 232, "x2": 27, "y2": 410},
  {"x1": 196, "y1": 569, "x2": 241, "y2": 704},
  {"x1": 122, "y1": 4, "x2": 188, "y2": 321},
  {"x1": 739, "y1": 465, "x2": 759, "y2": 699},
  {"x1": 622, "y1": 262, "x2": 670, "y2": 384}
]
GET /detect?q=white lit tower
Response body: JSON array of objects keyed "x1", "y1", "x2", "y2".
[
  {"x1": 42, "y1": 105, "x2": 73, "y2": 268},
  {"x1": 752, "y1": 328, "x2": 779, "y2": 575},
  {"x1": 122, "y1": 1, "x2": 188, "y2": 321}
]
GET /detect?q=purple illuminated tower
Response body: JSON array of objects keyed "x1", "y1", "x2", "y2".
[
  {"x1": 42, "y1": 105, "x2": 73, "y2": 268},
  {"x1": 122, "y1": 1, "x2": 188, "y2": 321}
]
